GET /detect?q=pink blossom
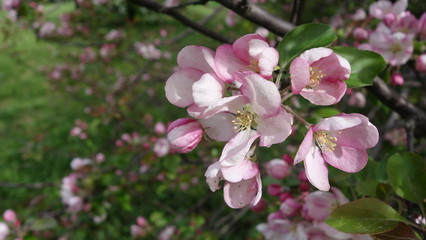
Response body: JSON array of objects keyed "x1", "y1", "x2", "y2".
[
  {"x1": 294, "y1": 113, "x2": 379, "y2": 191},
  {"x1": 352, "y1": 8, "x2": 366, "y2": 21},
  {"x1": 70, "y1": 157, "x2": 92, "y2": 170},
  {"x1": 391, "y1": 73, "x2": 404, "y2": 86},
  {"x1": 347, "y1": 91, "x2": 366, "y2": 108},
  {"x1": 265, "y1": 158, "x2": 291, "y2": 179},
  {"x1": 105, "y1": 29, "x2": 125, "y2": 41},
  {"x1": 256, "y1": 219, "x2": 308, "y2": 240},
  {"x1": 167, "y1": 118, "x2": 203, "y2": 153},
  {"x1": 301, "y1": 191, "x2": 337, "y2": 221},
  {"x1": 137, "y1": 216, "x2": 148, "y2": 227},
  {"x1": 215, "y1": 34, "x2": 279, "y2": 82},
  {"x1": 205, "y1": 159, "x2": 262, "y2": 208},
  {"x1": 369, "y1": 0, "x2": 407, "y2": 20},
  {"x1": 280, "y1": 198, "x2": 301, "y2": 217},
  {"x1": 390, "y1": 11, "x2": 419, "y2": 35},
  {"x1": 251, "y1": 198, "x2": 267, "y2": 212},
  {"x1": 154, "y1": 122, "x2": 166, "y2": 135},
  {"x1": 153, "y1": 138, "x2": 170, "y2": 157},
  {"x1": 419, "y1": 13, "x2": 426, "y2": 39},
  {"x1": 165, "y1": 45, "x2": 223, "y2": 110},
  {"x1": 100, "y1": 44, "x2": 116, "y2": 60},
  {"x1": 158, "y1": 226, "x2": 176, "y2": 240},
  {"x1": 3, "y1": 209, "x2": 16, "y2": 223},
  {"x1": 0, "y1": 222, "x2": 9, "y2": 240},
  {"x1": 290, "y1": 47, "x2": 351, "y2": 106},
  {"x1": 134, "y1": 42, "x2": 162, "y2": 60},
  {"x1": 39, "y1": 22, "x2": 56, "y2": 37},
  {"x1": 416, "y1": 54, "x2": 426, "y2": 73},
  {"x1": 368, "y1": 24, "x2": 413, "y2": 66},
  {"x1": 95, "y1": 153, "x2": 105, "y2": 163}
]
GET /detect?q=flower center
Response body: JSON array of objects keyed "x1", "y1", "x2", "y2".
[
  {"x1": 390, "y1": 43, "x2": 402, "y2": 53},
  {"x1": 314, "y1": 130, "x2": 337, "y2": 152},
  {"x1": 308, "y1": 66, "x2": 326, "y2": 88},
  {"x1": 232, "y1": 107, "x2": 257, "y2": 132},
  {"x1": 249, "y1": 59, "x2": 260, "y2": 73}
]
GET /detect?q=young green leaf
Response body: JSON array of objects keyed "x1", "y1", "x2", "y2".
[
  {"x1": 387, "y1": 152, "x2": 426, "y2": 203},
  {"x1": 332, "y1": 46, "x2": 386, "y2": 88},
  {"x1": 277, "y1": 23, "x2": 337, "y2": 68},
  {"x1": 325, "y1": 198, "x2": 408, "y2": 234}
]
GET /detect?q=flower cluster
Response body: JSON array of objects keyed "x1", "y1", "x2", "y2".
[{"x1": 165, "y1": 33, "x2": 379, "y2": 208}]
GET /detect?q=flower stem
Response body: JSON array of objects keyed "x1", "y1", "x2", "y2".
[
  {"x1": 281, "y1": 92, "x2": 293, "y2": 102},
  {"x1": 281, "y1": 104, "x2": 310, "y2": 128}
]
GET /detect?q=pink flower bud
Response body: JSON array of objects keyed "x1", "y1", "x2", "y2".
[
  {"x1": 279, "y1": 192, "x2": 292, "y2": 202},
  {"x1": 3, "y1": 209, "x2": 16, "y2": 223},
  {"x1": 154, "y1": 122, "x2": 166, "y2": 135},
  {"x1": 298, "y1": 171, "x2": 308, "y2": 182},
  {"x1": 384, "y1": 12, "x2": 397, "y2": 27},
  {"x1": 353, "y1": 27, "x2": 369, "y2": 41},
  {"x1": 267, "y1": 183, "x2": 282, "y2": 196},
  {"x1": 265, "y1": 158, "x2": 290, "y2": 179},
  {"x1": 282, "y1": 154, "x2": 294, "y2": 165},
  {"x1": 137, "y1": 216, "x2": 148, "y2": 227},
  {"x1": 167, "y1": 118, "x2": 203, "y2": 153},
  {"x1": 299, "y1": 182, "x2": 310, "y2": 191},
  {"x1": 280, "y1": 198, "x2": 301, "y2": 217},
  {"x1": 251, "y1": 198, "x2": 267, "y2": 212},
  {"x1": 391, "y1": 73, "x2": 404, "y2": 86},
  {"x1": 416, "y1": 54, "x2": 426, "y2": 73},
  {"x1": 267, "y1": 211, "x2": 284, "y2": 222}
]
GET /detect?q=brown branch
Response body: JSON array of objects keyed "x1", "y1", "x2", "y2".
[
  {"x1": 129, "y1": 0, "x2": 231, "y2": 43},
  {"x1": 214, "y1": 0, "x2": 295, "y2": 36},
  {"x1": 367, "y1": 77, "x2": 426, "y2": 136}
]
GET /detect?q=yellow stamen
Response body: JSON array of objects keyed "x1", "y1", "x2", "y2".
[
  {"x1": 249, "y1": 59, "x2": 260, "y2": 73},
  {"x1": 231, "y1": 107, "x2": 257, "y2": 132},
  {"x1": 308, "y1": 66, "x2": 326, "y2": 88},
  {"x1": 314, "y1": 130, "x2": 337, "y2": 152}
]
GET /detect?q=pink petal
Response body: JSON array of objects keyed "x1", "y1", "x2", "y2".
[
  {"x1": 300, "y1": 79, "x2": 347, "y2": 106},
  {"x1": 312, "y1": 52, "x2": 351, "y2": 81},
  {"x1": 290, "y1": 57, "x2": 311, "y2": 94},
  {"x1": 205, "y1": 161, "x2": 223, "y2": 192},
  {"x1": 187, "y1": 104, "x2": 206, "y2": 119},
  {"x1": 165, "y1": 69, "x2": 203, "y2": 107},
  {"x1": 258, "y1": 47, "x2": 279, "y2": 78},
  {"x1": 219, "y1": 130, "x2": 260, "y2": 167},
  {"x1": 314, "y1": 114, "x2": 362, "y2": 132},
  {"x1": 177, "y1": 45, "x2": 216, "y2": 73},
  {"x1": 322, "y1": 145, "x2": 368, "y2": 173},
  {"x1": 199, "y1": 113, "x2": 236, "y2": 141},
  {"x1": 257, "y1": 109, "x2": 293, "y2": 147},
  {"x1": 248, "y1": 39, "x2": 269, "y2": 59},
  {"x1": 223, "y1": 174, "x2": 260, "y2": 209},
  {"x1": 240, "y1": 74, "x2": 281, "y2": 118},
  {"x1": 233, "y1": 34, "x2": 266, "y2": 63},
  {"x1": 201, "y1": 95, "x2": 248, "y2": 119},
  {"x1": 215, "y1": 44, "x2": 250, "y2": 83},
  {"x1": 299, "y1": 47, "x2": 334, "y2": 65},
  {"x1": 192, "y1": 73, "x2": 225, "y2": 107},
  {"x1": 305, "y1": 146, "x2": 330, "y2": 191},
  {"x1": 334, "y1": 113, "x2": 379, "y2": 149},
  {"x1": 294, "y1": 127, "x2": 314, "y2": 165},
  {"x1": 221, "y1": 159, "x2": 259, "y2": 183}
]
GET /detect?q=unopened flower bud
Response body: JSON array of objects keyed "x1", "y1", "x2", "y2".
[
  {"x1": 167, "y1": 118, "x2": 203, "y2": 153},
  {"x1": 265, "y1": 159, "x2": 290, "y2": 179},
  {"x1": 3, "y1": 209, "x2": 16, "y2": 223},
  {"x1": 267, "y1": 183, "x2": 282, "y2": 196},
  {"x1": 282, "y1": 154, "x2": 294, "y2": 165},
  {"x1": 391, "y1": 73, "x2": 404, "y2": 86},
  {"x1": 384, "y1": 12, "x2": 397, "y2": 27},
  {"x1": 279, "y1": 192, "x2": 292, "y2": 202},
  {"x1": 353, "y1": 27, "x2": 369, "y2": 41},
  {"x1": 251, "y1": 198, "x2": 267, "y2": 212}
]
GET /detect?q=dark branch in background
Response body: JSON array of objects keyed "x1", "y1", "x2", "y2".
[
  {"x1": 130, "y1": 0, "x2": 231, "y2": 43},
  {"x1": 290, "y1": 0, "x2": 305, "y2": 25},
  {"x1": 163, "y1": 0, "x2": 209, "y2": 10},
  {"x1": 0, "y1": 182, "x2": 56, "y2": 189},
  {"x1": 214, "y1": 0, "x2": 295, "y2": 36},
  {"x1": 367, "y1": 77, "x2": 426, "y2": 136}
]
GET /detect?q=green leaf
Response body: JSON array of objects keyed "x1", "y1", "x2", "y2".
[
  {"x1": 387, "y1": 152, "x2": 426, "y2": 203},
  {"x1": 332, "y1": 46, "x2": 386, "y2": 88},
  {"x1": 355, "y1": 180, "x2": 379, "y2": 197},
  {"x1": 325, "y1": 198, "x2": 407, "y2": 234},
  {"x1": 277, "y1": 23, "x2": 336, "y2": 67},
  {"x1": 371, "y1": 222, "x2": 420, "y2": 240},
  {"x1": 313, "y1": 107, "x2": 340, "y2": 118}
]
